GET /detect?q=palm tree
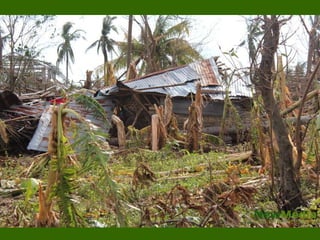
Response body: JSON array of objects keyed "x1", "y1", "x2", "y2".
[
  {"x1": 116, "y1": 15, "x2": 202, "y2": 79},
  {"x1": 86, "y1": 16, "x2": 118, "y2": 86},
  {"x1": 57, "y1": 22, "x2": 84, "y2": 85}
]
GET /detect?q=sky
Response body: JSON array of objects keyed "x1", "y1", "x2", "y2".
[{"x1": 40, "y1": 15, "x2": 309, "y2": 84}]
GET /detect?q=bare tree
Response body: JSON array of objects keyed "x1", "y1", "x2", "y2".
[
  {"x1": 252, "y1": 15, "x2": 304, "y2": 210},
  {"x1": 0, "y1": 15, "x2": 55, "y2": 92},
  {"x1": 299, "y1": 15, "x2": 320, "y2": 114},
  {"x1": 300, "y1": 15, "x2": 320, "y2": 76}
]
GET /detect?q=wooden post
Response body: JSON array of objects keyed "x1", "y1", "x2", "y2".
[
  {"x1": 152, "y1": 114, "x2": 159, "y2": 151},
  {"x1": 111, "y1": 114, "x2": 126, "y2": 149}
]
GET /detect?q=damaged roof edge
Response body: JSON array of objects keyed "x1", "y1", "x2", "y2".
[{"x1": 97, "y1": 57, "x2": 252, "y2": 99}]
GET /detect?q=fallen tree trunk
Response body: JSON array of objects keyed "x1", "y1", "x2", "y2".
[{"x1": 280, "y1": 89, "x2": 320, "y2": 116}]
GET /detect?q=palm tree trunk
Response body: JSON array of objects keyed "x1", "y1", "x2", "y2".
[
  {"x1": 142, "y1": 15, "x2": 157, "y2": 74},
  {"x1": 102, "y1": 46, "x2": 109, "y2": 86},
  {"x1": 127, "y1": 15, "x2": 133, "y2": 71},
  {"x1": 66, "y1": 54, "x2": 69, "y2": 85},
  {"x1": 0, "y1": 32, "x2": 3, "y2": 71},
  {"x1": 9, "y1": 40, "x2": 15, "y2": 91}
]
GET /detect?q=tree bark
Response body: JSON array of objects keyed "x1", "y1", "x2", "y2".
[
  {"x1": 0, "y1": 31, "x2": 3, "y2": 71},
  {"x1": 102, "y1": 44, "x2": 109, "y2": 86},
  {"x1": 84, "y1": 70, "x2": 92, "y2": 89},
  {"x1": 127, "y1": 15, "x2": 133, "y2": 71},
  {"x1": 253, "y1": 16, "x2": 304, "y2": 210},
  {"x1": 66, "y1": 54, "x2": 69, "y2": 86},
  {"x1": 184, "y1": 84, "x2": 203, "y2": 152},
  {"x1": 305, "y1": 15, "x2": 320, "y2": 76},
  {"x1": 142, "y1": 15, "x2": 157, "y2": 74}
]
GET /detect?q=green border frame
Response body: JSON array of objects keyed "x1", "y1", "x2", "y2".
[
  {"x1": 1, "y1": 228, "x2": 319, "y2": 239},
  {"x1": 1, "y1": 0, "x2": 320, "y2": 239},
  {"x1": 0, "y1": 0, "x2": 320, "y2": 14}
]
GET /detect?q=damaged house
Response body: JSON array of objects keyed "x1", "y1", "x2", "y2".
[
  {"x1": 1, "y1": 57, "x2": 252, "y2": 153},
  {"x1": 96, "y1": 57, "x2": 253, "y2": 143}
]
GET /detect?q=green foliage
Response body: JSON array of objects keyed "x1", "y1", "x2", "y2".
[
  {"x1": 71, "y1": 119, "x2": 127, "y2": 227},
  {"x1": 114, "y1": 15, "x2": 202, "y2": 77},
  {"x1": 46, "y1": 105, "x2": 82, "y2": 227},
  {"x1": 202, "y1": 132, "x2": 224, "y2": 146},
  {"x1": 7, "y1": 140, "x2": 320, "y2": 227},
  {"x1": 55, "y1": 163, "x2": 79, "y2": 226},
  {"x1": 72, "y1": 93, "x2": 109, "y2": 128},
  {"x1": 86, "y1": 15, "x2": 118, "y2": 62},
  {"x1": 126, "y1": 125, "x2": 149, "y2": 148},
  {"x1": 21, "y1": 178, "x2": 39, "y2": 203},
  {"x1": 57, "y1": 21, "x2": 85, "y2": 84},
  {"x1": 316, "y1": 113, "x2": 320, "y2": 131},
  {"x1": 41, "y1": 101, "x2": 118, "y2": 227}
]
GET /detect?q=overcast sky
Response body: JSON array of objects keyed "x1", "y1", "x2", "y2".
[{"x1": 41, "y1": 15, "x2": 309, "y2": 84}]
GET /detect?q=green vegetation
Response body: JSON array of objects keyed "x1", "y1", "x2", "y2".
[
  {"x1": 1, "y1": 139, "x2": 319, "y2": 227},
  {"x1": 1, "y1": 15, "x2": 320, "y2": 228}
]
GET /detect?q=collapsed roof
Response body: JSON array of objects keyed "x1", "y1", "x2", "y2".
[{"x1": 97, "y1": 57, "x2": 252, "y2": 100}]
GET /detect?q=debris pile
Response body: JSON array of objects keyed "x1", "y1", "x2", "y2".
[{"x1": 0, "y1": 90, "x2": 46, "y2": 153}]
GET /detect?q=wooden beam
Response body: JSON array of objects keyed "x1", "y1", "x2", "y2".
[
  {"x1": 111, "y1": 114, "x2": 126, "y2": 149},
  {"x1": 151, "y1": 114, "x2": 159, "y2": 151},
  {"x1": 132, "y1": 93, "x2": 151, "y2": 117}
]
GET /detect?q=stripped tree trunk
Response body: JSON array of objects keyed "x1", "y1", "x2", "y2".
[
  {"x1": 106, "y1": 62, "x2": 116, "y2": 86},
  {"x1": 127, "y1": 15, "x2": 133, "y2": 71},
  {"x1": 252, "y1": 16, "x2": 304, "y2": 210},
  {"x1": 83, "y1": 70, "x2": 93, "y2": 89},
  {"x1": 151, "y1": 95, "x2": 180, "y2": 151},
  {"x1": 154, "y1": 105, "x2": 167, "y2": 149},
  {"x1": 0, "y1": 31, "x2": 3, "y2": 71},
  {"x1": 184, "y1": 83, "x2": 203, "y2": 152},
  {"x1": 35, "y1": 106, "x2": 61, "y2": 227}
]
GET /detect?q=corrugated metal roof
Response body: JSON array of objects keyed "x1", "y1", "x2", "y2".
[
  {"x1": 27, "y1": 98, "x2": 114, "y2": 152},
  {"x1": 141, "y1": 81, "x2": 198, "y2": 97},
  {"x1": 98, "y1": 57, "x2": 252, "y2": 99},
  {"x1": 125, "y1": 65, "x2": 200, "y2": 90}
]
